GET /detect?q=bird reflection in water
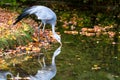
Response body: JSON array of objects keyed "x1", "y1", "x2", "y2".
[
  {"x1": 30, "y1": 46, "x2": 61, "y2": 80},
  {"x1": 0, "y1": 71, "x2": 14, "y2": 80}
]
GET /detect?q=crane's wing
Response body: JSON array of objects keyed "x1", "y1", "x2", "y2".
[
  {"x1": 13, "y1": 7, "x2": 31, "y2": 25},
  {"x1": 13, "y1": 6, "x2": 40, "y2": 25},
  {"x1": 13, "y1": 6, "x2": 55, "y2": 25}
]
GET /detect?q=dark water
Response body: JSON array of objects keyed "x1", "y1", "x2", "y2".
[{"x1": 0, "y1": 33, "x2": 120, "y2": 80}]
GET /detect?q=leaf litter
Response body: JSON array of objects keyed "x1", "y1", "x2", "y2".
[{"x1": 0, "y1": 8, "x2": 60, "y2": 63}]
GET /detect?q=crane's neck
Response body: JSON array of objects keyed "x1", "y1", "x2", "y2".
[
  {"x1": 52, "y1": 24, "x2": 62, "y2": 45},
  {"x1": 52, "y1": 55, "x2": 56, "y2": 66},
  {"x1": 52, "y1": 24, "x2": 59, "y2": 42},
  {"x1": 52, "y1": 24, "x2": 56, "y2": 34}
]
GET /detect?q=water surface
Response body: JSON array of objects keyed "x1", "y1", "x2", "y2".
[{"x1": 0, "y1": 33, "x2": 120, "y2": 80}]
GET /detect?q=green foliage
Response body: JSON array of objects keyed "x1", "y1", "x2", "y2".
[
  {"x1": 0, "y1": 24, "x2": 33, "y2": 49},
  {"x1": 0, "y1": 0, "x2": 17, "y2": 6},
  {"x1": 20, "y1": 0, "x2": 26, "y2": 2},
  {"x1": 0, "y1": 0, "x2": 27, "y2": 7}
]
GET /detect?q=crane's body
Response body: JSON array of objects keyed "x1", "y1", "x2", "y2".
[
  {"x1": 13, "y1": 5, "x2": 62, "y2": 45},
  {"x1": 13, "y1": 6, "x2": 57, "y2": 27},
  {"x1": 30, "y1": 46, "x2": 61, "y2": 80}
]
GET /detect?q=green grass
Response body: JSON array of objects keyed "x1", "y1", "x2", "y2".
[{"x1": 0, "y1": 23, "x2": 33, "y2": 49}]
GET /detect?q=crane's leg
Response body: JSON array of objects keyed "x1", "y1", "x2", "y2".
[
  {"x1": 38, "y1": 22, "x2": 42, "y2": 42},
  {"x1": 42, "y1": 23, "x2": 51, "y2": 44},
  {"x1": 42, "y1": 23, "x2": 46, "y2": 32}
]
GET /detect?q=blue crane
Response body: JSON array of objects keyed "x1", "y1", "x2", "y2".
[
  {"x1": 30, "y1": 45, "x2": 61, "y2": 80},
  {"x1": 13, "y1": 5, "x2": 62, "y2": 45}
]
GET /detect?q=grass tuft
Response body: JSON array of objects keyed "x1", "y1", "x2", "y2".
[{"x1": 0, "y1": 23, "x2": 33, "y2": 49}]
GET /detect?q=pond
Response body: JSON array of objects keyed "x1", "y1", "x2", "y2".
[{"x1": 0, "y1": 33, "x2": 120, "y2": 80}]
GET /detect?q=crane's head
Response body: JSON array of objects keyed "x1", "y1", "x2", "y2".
[
  {"x1": 53, "y1": 33, "x2": 62, "y2": 45},
  {"x1": 51, "y1": 24, "x2": 62, "y2": 45}
]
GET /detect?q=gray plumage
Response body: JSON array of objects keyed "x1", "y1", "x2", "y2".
[
  {"x1": 13, "y1": 6, "x2": 56, "y2": 25},
  {"x1": 13, "y1": 5, "x2": 62, "y2": 44}
]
